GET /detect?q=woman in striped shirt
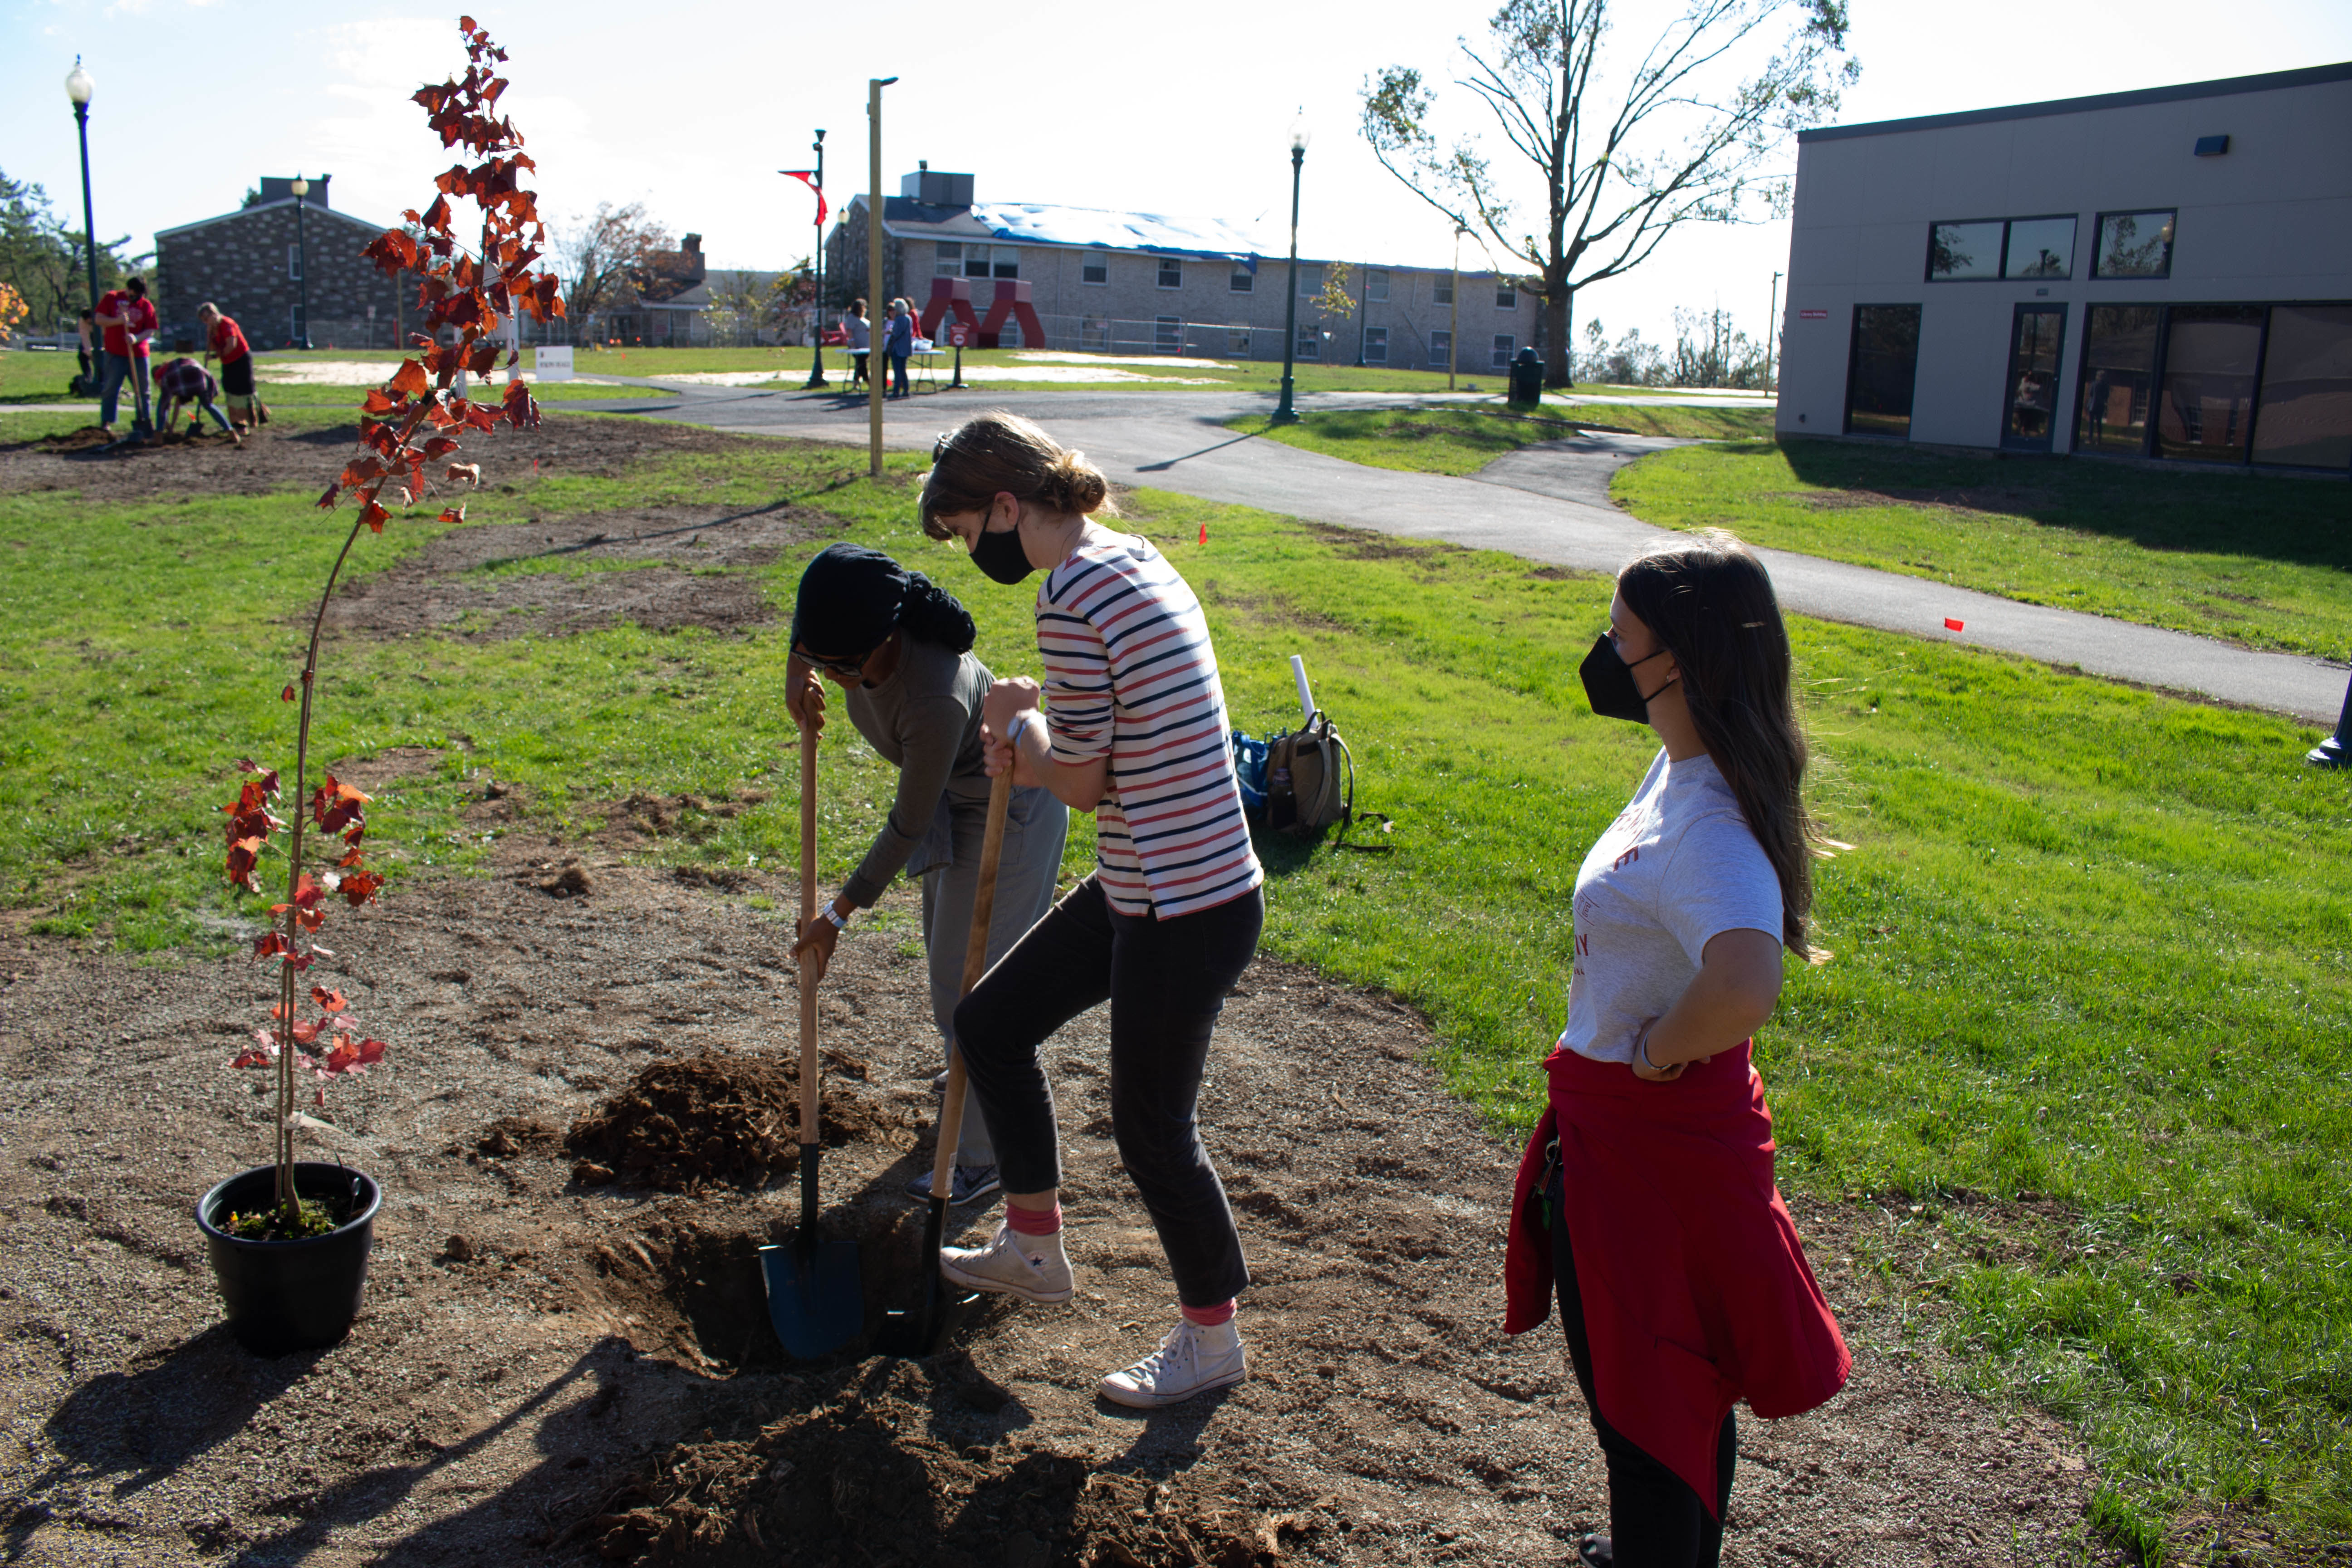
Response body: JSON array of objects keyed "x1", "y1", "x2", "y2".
[{"x1": 920, "y1": 411, "x2": 1265, "y2": 1408}]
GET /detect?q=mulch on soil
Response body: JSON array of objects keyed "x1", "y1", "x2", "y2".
[
  {"x1": 564, "y1": 1047, "x2": 904, "y2": 1192},
  {"x1": 0, "y1": 412, "x2": 765, "y2": 502}
]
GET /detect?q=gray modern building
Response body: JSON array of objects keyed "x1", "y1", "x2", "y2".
[
  {"x1": 830, "y1": 166, "x2": 1535, "y2": 372},
  {"x1": 1774, "y1": 62, "x2": 2352, "y2": 473}
]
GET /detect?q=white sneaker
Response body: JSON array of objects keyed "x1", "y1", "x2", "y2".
[
  {"x1": 939, "y1": 1222, "x2": 1074, "y2": 1305},
  {"x1": 1097, "y1": 1318, "x2": 1247, "y2": 1408}
]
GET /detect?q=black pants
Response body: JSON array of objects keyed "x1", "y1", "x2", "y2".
[
  {"x1": 1548, "y1": 1159, "x2": 1737, "y2": 1566},
  {"x1": 953, "y1": 875, "x2": 1262, "y2": 1307}
]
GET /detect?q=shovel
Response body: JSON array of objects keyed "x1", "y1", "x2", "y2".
[
  {"x1": 759, "y1": 720, "x2": 863, "y2": 1359},
  {"x1": 878, "y1": 769, "x2": 1013, "y2": 1355}
]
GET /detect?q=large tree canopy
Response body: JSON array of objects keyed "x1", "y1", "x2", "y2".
[
  {"x1": 553, "y1": 201, "x2": 672, "y2": 330},
  {"x1": 1362, "y1": 0, "x2": 1857, "y2": 386}
]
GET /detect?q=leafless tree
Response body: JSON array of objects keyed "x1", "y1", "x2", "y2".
[
  {"x1": 1362, "y1": 0, "x2": 1857, "y2": 387},
  {"x1": 553, "y1": 201, "x2": 671, "y2": 335}
]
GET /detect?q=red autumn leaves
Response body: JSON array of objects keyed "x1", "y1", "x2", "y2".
[{"x1": 229, "y1": 984, "x2": 387, "y2": 1106}]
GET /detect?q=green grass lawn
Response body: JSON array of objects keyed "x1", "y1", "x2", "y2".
[
  {"x1": 1617, "y1": 438, "x2": 2352, "y2": 662},
  {"x1": 1225, "y1": 404, "x2": 1778, "y2": 473},
  {"x1": 1, "y1": 425, "x2": 2346, "y2": 1555}
]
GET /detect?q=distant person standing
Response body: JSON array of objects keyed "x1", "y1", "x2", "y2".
[
  {"x1": 843, "y1": 299, "x2": 871, "y2": 390},
  {"x1": 884, "y1": 299, "x2": 914, "y2": 399},
  {"x1": 93, "y1": 276, "x2": 157, "y2": 436},
  {"x1": 151, "y1": 356, "x2": 240, "y2": 444},
  {"x1": 73, "y1": 309, "x2": 96, "y2": 395},
  {"x1": 198, "y1": 303, "x2": 265, "y2": 433}
]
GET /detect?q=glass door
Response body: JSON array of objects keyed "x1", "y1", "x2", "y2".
[{"x1": 2003, "y1": 304, "x2": 2066, "y2": 450}]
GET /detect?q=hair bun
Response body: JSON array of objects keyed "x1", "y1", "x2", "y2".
[{"x1": 1048, "y1": 451, "x2": 1110, "y2": 517}]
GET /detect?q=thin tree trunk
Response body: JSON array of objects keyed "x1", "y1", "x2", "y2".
[{"x1": 1545, "y1": 284, "x2": 1573, "y2": 389}]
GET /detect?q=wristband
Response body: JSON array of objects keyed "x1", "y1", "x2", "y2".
[
  {"x1": 1009, "y1": 710, "x2": 1042, "y2": 750},
  {"x1": 818, "y1": 902, "x2": 849, "y2": 930}
]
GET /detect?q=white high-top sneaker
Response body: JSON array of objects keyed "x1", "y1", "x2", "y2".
[
  {"x1": 939, "y1": 1222, "x2": 1074, "y2": 1305},
  {"x1": 1097, "y1": 1317, "x2": 1247, "y2": 1408}
]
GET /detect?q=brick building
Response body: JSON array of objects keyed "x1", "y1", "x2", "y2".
[
  {"x1": 154, "y1": 176, "x2": 407, "y2": 352},
  {"x1": 828, "y1": 165, "x2": 1535, "y2": 371}
]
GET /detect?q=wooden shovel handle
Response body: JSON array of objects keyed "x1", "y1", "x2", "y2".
[
  {"x1": 931, "y1": 772, "x2": 1013, "y2": 1193},
  {"x1": 799, "y1": 722, "x2": 820, "y2": 1147}
]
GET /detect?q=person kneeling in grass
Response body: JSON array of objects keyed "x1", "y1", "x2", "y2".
[
  {"x1": 921, "y1": 411, "x2": 1265, "y2": 1408},
  {"x1": 1504, "y1": 531, "x2": 1850, "y2": 1568},
  {"x1": 785, "y1": 543, "x2": 1068, "y2": 1206},
  {"x1": 151, "y1": 356, "x2": 240, "y2": 445}
]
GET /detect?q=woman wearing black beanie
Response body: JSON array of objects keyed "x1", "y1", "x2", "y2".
[{"x1": 787, "y1": 543, "x2": 1069, "y2": 1205}]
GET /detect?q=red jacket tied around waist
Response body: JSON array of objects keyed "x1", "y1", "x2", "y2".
[{"x1": 1505, "y1": 1040, "x2": 1850, "y2": 1514}]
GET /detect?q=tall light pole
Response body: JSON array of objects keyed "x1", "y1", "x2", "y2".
[
  {"x1": 1448, "y1": 224, "x2": 1465, "y2": 392},
  {"x1": 1766, "y1": 269, "x2": 1783, "y2": 390},
  {"x1": 291, "y1": 174, "x2": 314, "y2": 349},
  {"x1": 1272, "y1": 113, "x2": 1310, "y2": 425},
  {"x1": 798, "y1": 130, "x2": 828, "y2": 390},
  {"x1": 65, "y1": 59, "x2": 98, "y2": 329},
  {"x1": 867, "y1": 78, "x2": 897, "y2": 476}
]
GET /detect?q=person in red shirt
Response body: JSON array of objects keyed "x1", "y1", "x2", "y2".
[
  {"x1": 198, "y1": 302, "x2": 265, "y2": 433},
  {"x1": 93, "y1": 276, "x2": 157, "y2": 436}
]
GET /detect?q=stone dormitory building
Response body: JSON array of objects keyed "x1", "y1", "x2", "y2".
[
  {"x1": 154, "y1": 176, "x2": 407, "y2": 352},
  {"x1": 828, "y1": 165, "x2": 1535, "y2": 371},
  {"x1": 1776, "y1": 60, "x2": 2352, "y2": 474}
]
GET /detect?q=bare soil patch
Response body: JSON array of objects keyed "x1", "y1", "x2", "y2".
[
  {"x1": 565, "y1": 1047, "x2": 905, "y2": 1192},
  {"x1": 319, "y1": 503, "x2": 842, "y2": 641},
  {"x1": 0, "y1": 843, "x2": 2136, "y2": 1567},
  {"x1": 0, "y1": 412, "x2": 767, "y2": 503}
]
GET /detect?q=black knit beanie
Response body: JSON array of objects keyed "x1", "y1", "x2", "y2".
[{"x1": 791, "y1": 544, "x2": 909, "y2": 659}]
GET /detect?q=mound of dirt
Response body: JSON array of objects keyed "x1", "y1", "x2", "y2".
[
  {"x1": 566, "y1": 1047, "x2": 898, "y2": 1191},
  {"x1": 570, "y1": 1354, "x2": 1317, "y2": 1568}
]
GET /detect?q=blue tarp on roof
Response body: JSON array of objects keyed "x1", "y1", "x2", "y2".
[{"x1": 963, "y1": 201, "x2": 1259, "y2": 260}]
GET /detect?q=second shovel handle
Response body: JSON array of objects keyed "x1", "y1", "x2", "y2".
[
  {"x1": 932, "y1": 772, "x2": 1014, "y2": 1194},
  {"x1": 799, "y1": 723, "x2": 820, "y2": 1146}
]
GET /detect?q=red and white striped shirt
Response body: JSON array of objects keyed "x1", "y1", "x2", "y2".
[{"x1": 1037, "y1": 533, "x2": 1262, "y2": 918}]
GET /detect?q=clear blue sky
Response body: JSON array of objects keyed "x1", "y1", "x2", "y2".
[{"x1": 5, "y1": 0, "x2": 2347, "y2": 348}]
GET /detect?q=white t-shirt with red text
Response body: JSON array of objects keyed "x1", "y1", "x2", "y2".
[{"x1": 1559, "y1": 748, "x2": 1784, "y2": 1065}]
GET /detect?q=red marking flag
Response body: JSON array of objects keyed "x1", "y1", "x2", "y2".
[
  {"x1": 1944, "y1": 617, "x2": 1965, "y2": 631},
  {"x1": 781, "y1": 171, "x2": 826, "y2": 227}
]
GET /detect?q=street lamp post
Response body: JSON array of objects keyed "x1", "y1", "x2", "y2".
[
  {"x1": 867, "y1": 77, "x2": 898, "y2": 477},
  {"x1": 1766, "y1": 269, "x2": 1783, "y2": 390},
  {"x1": 1273, "y1": 114, "x2": 1310, "y2": 425},
  {"x1": 65, "y1": 60, "x2": 98, "y2": 328},
  {"x1": 1448, "y1": 224, "x2": 1465, "y2": 392},
  {"x1": 802, "y1": 130, "x2": 828, "y2": 390},
  {"x1": 291, "y1": 174, "x2": 313, "y2": 349}
]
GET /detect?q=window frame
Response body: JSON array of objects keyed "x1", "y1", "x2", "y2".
[
  {"x1": 1842, "y1": 302, "x2": 1924, "y2": 440},
  {"x1": 1428, "y1": 328, "x2": 1452, "y2": 367},
  {"x1": 1155, "y1": 314, "x2": 1184, "y2": 354},
  {"x1": 1365, "y1": 269, "x2": 1390, "y2": 303},
  {"x1": 2001, "y1": 214, "x2": 2078, "y2": 281},
  {"x1": 1229, "y1": 265, "x2": 1254, "y2": 294},
  {"x1": 1432, "y1": 276, "x2": 1454, "y2": 307},
  {"x1": 934, "y1": 241, "x2": 963, "y2": 277},
  {"x1": 1364, "y1": 325, "x2": 1388, "y2": 364},
  {"x1": 1495, "y1": 284, "x2": 1516, "y2": 310},
  {"x1": 288, "y1": 244, "x2": 304, "y2": 282},
  {"x1": 1081, "y1": 250, "x2": 1109, "y2": 286},
  {"x1": 1923, "y1": 217, "x2": 2009, "y2": 283},
  {"x1": 964, "y1": 246, "x2": 993, "y2": 280},
  {"x1": 1491, "y1": 333, "x2": 1516, "y2": 369},
  {"x1": 2090, "y1": 209, "x2": 2178, "y2": 280},
  {"x1": 991, "y1": 247, "x2": 1020, "y2": 281},
  {"x1": 1156, "y1": 256, "x2": 1183, "y2": 290}
]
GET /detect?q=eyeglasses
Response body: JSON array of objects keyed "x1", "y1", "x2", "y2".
[{"x1": 799, "y1": 647, "x2": 871, "y2": 678}]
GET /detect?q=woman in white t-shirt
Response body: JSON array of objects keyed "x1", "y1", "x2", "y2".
[{"x1": 1504, "y1": 531, "x2": 1849, "y2": 1568}]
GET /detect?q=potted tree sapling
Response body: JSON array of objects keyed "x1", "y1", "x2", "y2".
[{"x1": 196, "y1": 14, "x2": 566, "y2": 1355}]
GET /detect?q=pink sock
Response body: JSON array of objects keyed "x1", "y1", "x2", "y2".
[
  {"x1": 1005, "y1": 1201, "x2": 1061, "y2": 1237},
  {"x1": 1181, "y1": 1298, "x2": 1236, "y2": 1328}
]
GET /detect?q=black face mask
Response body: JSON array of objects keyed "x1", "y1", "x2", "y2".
[
  {"x1": 968, "y1": 524, "x2": 1034, "y2": 586},
  {"x1": 1579, "y1": 633, "x2": 1675, "y2": 723}
]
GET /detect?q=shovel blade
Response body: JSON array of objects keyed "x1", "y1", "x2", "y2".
[
  {"x1": 876, "y1": 1194, "x2": 979, "y2": 1357},
  {"x1": 759, "y1": 1237, "x2": 862, "y2": 1361}
]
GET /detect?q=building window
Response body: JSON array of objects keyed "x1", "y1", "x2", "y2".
[
  {"x1": 1844, "y1": 304, "x2": 1921, "y2": 438},
  {"x1": 290, "y1": 304, "x2": 306, "y2": 341},
  {"x1": 2004, "y1": 216, "x2": 2075, "y2": 279},
  {"x1": 2092, "y1": 211, "x2": 2176, "y2": 279},
  {"x1": 1082, "y1": 316, "x2": 1110, "y2": 350},
  {"x1": 1156, "y1": 316, "x2": 1183, "y2": 353},
  {"x1": 1364, "y1": 326, "x2": 1388, "y2": 364},
  {"x1": 1296, "y1": 321, "x2": 1320, "y2": 360},
  {"x1": 2156, "y1": 305, "x2": 2264, "y2": 462},
  {"x1": 992, "y1": 247, "x2": 1019, "y2": 280},
  {"x1": 935, "y1": 242, "x2": 963, "y2": 276},
  {"x1": 1230, "y1": 265, "x2": 1254, "y2": 293},
  {"x1": 1432, "y1": 276, "x2": 1453, "y2": 306},
  {"x1": 965, "y1": 245, "x2": 992, "y2": 279},
  {"x1": 1298, "y1": 265, "x2": 1323, "y2": 299},
  {"x1": 288, "y1": 245, "x2": 303, "y2": 282},
  {"x1": 1491, "y1": 334, "x2": 1515, "y2": 369},
  {"x1": 1154, "y1": 257, "x2": 1181, "y2": 289},
  {"x1": 1228, "y1": 327, "x2": 1254, "y2": 355},
  {"x1": 2074, "y1": 304, "x2": 2163, "y2": 456},
  {"x1": 1926, "y1": 221, "x2": 2003, "y2": 281},
  {"x1": 1366, "y1": 269, "x2": 1390, "y2": 303},
  {"x1": 1495, "y1": 284, "x2": 1516, "y2": 309},
  {"x1": 1429, "y1": 329, "x2": 1452, "y2": 367},
  {"x1": 2252, "y1": 304, "x2": 2352, "y2": 470},
  {"x1": 1082, "y1": 251, "x2": 1108, "y2": 285}
]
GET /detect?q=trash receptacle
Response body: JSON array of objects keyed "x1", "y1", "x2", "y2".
[{"x1": 1509, "y1": 346, "x2": 1544, "y2": 407}]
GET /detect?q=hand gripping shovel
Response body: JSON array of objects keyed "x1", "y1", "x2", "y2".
[
  {"x1": 878, "y1": 770, "x2": 1012, "y2": 1355},
  {"x1": 759, "y1": 721, "x2": 863, "y2": 1359}
]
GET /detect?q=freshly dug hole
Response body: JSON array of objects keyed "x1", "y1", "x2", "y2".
[{"x1": 566, "y1": 1047, "x2": 905, "y2": 1192}]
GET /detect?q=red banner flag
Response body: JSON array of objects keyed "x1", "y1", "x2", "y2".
[{"x1": 780, "y1": 170, "x2": 825, "y2": 228}]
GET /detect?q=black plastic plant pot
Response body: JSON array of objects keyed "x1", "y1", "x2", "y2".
[{"x1": 195, "y1": 1161, "x2": 382, "y2": 1356}]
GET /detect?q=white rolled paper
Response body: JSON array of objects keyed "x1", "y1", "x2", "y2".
[{"x1": 1290, "y1": 654, "x2": 1315, "y2": 724}]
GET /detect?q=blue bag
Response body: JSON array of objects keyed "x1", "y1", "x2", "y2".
[{"x1": 1230, "y1": 729, "x2": 1269, "y2": 816}]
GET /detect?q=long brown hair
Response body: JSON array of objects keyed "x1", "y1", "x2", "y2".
[
  {"x1": 919, "y1": 410, "x2": 1118, "y2": 540},
  {"x1": 1617, "y1": 529, "x2": 1819, "y2": 956}
]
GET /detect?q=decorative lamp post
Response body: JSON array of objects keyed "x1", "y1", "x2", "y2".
[
  {"x1": 1273, "y1": 113, "x2": 1310, "y2": 425},
  {"x1": 799, "y1": 130, "x2": 828, "y2": 389},
  {"x1": 65, "y1": 59, "x2": 99, "y2": 328},
  {"x1": 867, "y1": 77, "x2": 898, "y2": 477},
  {"x1": 290, "y1": 174, "x2": 314, "y2": 349},
  {"x1": 1448, "y1": 224, "x2": 1465, "y2": 392}
]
